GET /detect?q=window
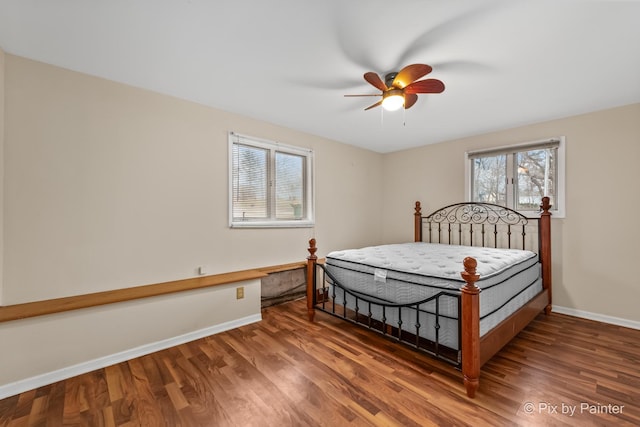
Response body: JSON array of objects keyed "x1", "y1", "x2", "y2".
[
  {"x1": 465, "y1": 137, "x2": 565, "y2": 217},
  {"x1": 229, "y1": 132, "x2": 314, "y2": 228}
]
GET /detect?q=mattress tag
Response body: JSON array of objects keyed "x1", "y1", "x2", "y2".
[{"x1": 374, "y1": 268, "x2": 387, "y2": 283}]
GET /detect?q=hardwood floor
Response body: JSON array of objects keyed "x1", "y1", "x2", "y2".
[{"x1": 1, "y1": 298, "x2": 638, "y2": 426}]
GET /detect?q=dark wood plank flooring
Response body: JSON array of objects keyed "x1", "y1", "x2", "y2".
[{"x1": 1, "y1": 299, "x2": 638, "y2": 426}]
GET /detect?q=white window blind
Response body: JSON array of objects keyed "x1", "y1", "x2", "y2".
[
  {"x1": 229, "y1": 132, "x2": 314, "y2": 228},
  {"x1": 232, "y1": 143, "x2": 268, "y2": 220}
]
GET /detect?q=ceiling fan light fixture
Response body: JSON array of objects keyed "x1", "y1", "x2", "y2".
[
  {"x1": 346, "y1": 64, "x2": 444, "y2": 111},
  {"x1": 382, "y1": 89, "x2": 404, "y2": 111}
]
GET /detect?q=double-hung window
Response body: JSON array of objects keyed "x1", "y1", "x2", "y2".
[
  {"x1": 465, "y1": 137, "x2": 565, "y2": 217},
  {"x1": 229, "y1": 132, "x2": 314, "y2": 228}
]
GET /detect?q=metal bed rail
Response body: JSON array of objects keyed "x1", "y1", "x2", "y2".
[{"x1": 313, "y1": 263, "x2": 462, "y2": 367}]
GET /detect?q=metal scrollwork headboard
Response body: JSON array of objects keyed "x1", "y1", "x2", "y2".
[
  {"x1": 418, "y1": 202, "x2": 538, "y2": 251},
  {"x1": 428, "y1": 202, "x2": 529, "y2": 226}
]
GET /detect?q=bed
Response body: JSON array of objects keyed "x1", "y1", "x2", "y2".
[{"x1": 305, "y1": 198, "x2": 552, "y2": 398}]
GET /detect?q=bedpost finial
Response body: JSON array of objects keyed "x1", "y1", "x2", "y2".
[
  {"x1": 461, "y1": 257, "x2": 480, "y2": 290},
  {"x1": 540, "y1": 197, "x2": 552, "y2": 214},
  {"x1": 463, "y1": 257, "x2": 477, "y2": 275},
  {"x1": 415, "y1": 201, "x2": 421, "y2": 214},
  {"x1": 308, "y1": 238, "x2": 317, "y2": 259}
]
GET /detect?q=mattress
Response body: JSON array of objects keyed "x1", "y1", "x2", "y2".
[{"x1": 324, "y1": 242, "x2": 543, "y2": 349}]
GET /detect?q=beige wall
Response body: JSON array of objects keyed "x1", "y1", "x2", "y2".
[
  {"x1": 0, "y1": 54, "x2": 383, "y2": 392},
  {"x1": 382, "y1": 103, "x2": 640, "y2": 322},
  {"x1": 3, "y1": 54, "x2": 383, "y2": 304}
]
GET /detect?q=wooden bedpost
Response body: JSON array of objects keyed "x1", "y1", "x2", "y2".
[
  {"x1": 414, "y1": 201, "x2": 422, "y2": 242},
  {"x1": 539, "y1": 196, "x2": 552, "y2": 315},
  {"x1": 461, "y1": 257, "x2": 481, "y2": 398},
  {"x1": 306, "y1": 238, "x2": 318, "y2": 322}
]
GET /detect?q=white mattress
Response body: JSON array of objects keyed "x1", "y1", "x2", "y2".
[{"x1": 325, "y1": 242, "x2": 543, "y2": 349}]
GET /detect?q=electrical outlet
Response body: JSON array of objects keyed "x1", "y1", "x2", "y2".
[{"x1": 236, "y1": 286, "x2": 244, "y2": 299}]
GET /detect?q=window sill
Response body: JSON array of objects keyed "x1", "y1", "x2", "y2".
[{"x1": 230, "y1": 220, "x2": 315, "y2": 229}]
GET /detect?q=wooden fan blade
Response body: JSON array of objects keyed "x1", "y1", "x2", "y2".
[
  {"x1": 392, "y1": 64, "x2": 433, "y2": 88},
  {"x1": 404, "y1": 93, "x2": 418, "y2": 109},
  {"x1": 364, "y1": 72, "x2": 387, "y2": 91},
  {"x1": 364, "y1": 100, "x2": 383, "y2": 111},
  {"x1": 404, "y1": 79, "x2": 445, "y2": 94}
]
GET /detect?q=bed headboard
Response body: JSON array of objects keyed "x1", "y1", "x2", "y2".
[
  {"x1": 414, "y1": 198, "x2": 552, "y2": 297},
  {"x1": 414, "y1": 199, "x2": 551, "y2": 255}
]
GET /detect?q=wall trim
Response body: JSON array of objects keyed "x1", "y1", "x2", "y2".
[
  {"x1": 553, "y1": 305, "x2": 640, "y2": 331},
  {"x1": 0, "y1": 269, "x2": 267, "y2": 323},
  {"x1": 0, "y1": 265, "x2": 303, "y2": 323},
  {"x1": 0, "y1": 313, "x2": 262, "y2": 400},
  {"x1": 0, "y1": 261, "x2": 319, "y2": 323}
]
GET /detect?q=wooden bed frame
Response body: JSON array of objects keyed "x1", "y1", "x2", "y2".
[{"x1": 305, "y1": 198, "x2": 552, "y2": 398}]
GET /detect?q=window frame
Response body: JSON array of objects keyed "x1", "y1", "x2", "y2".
[
  {"x1": 465, "y1": 137, "x2": 566, "y2": 218},
  {"x1": 228, "y1": 132, "x2": 315, "y2": 228}
]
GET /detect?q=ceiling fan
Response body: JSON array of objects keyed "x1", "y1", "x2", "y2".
[{"x1": 345, "y1": 63, "x2": 445, "y2": 111}]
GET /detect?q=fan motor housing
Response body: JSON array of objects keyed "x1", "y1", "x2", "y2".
[{"x1": 385, "y1": 72, "x2": 398, "y2": 88}]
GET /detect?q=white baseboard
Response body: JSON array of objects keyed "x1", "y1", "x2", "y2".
[
  {"x1": 0, "y1": 313, "x2": 261, "y2": 400},
  {"x1": 553, "y1": 305, "x2": 640, "y2": 330}
]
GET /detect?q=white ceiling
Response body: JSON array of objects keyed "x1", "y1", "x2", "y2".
[{"x1": 1, "y1": 0, "x2": 639, "y2": 153}]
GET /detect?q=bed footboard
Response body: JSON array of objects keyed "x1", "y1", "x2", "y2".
[
  {"x1": 306, "y1": 238, "x2": 482, "y2": 396},
  {"x1": 307, "y1": 238, "x2": 463, "y2": 366}
]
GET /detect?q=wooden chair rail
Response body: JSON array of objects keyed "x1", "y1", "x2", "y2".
[{"x1": 0, "y1": 261, "x2": 308, "y2": 323}]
